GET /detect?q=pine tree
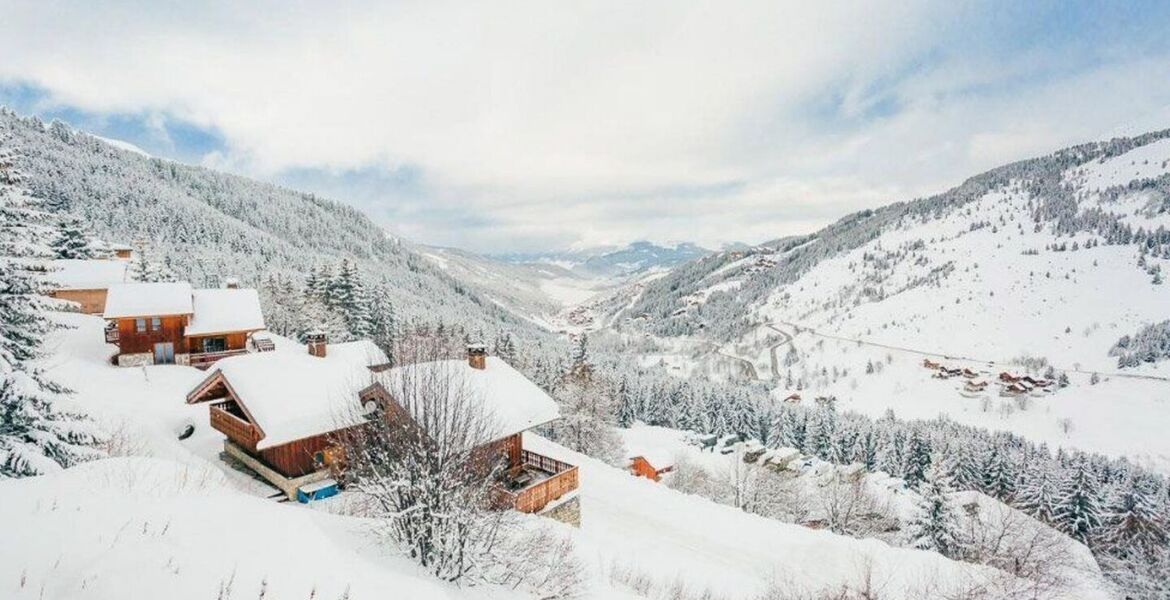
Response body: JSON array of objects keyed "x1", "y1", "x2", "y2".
[
  {"x1": 905, "y1": 465, "x2": 965, "y2": 559},
  {"x1": 902, "y1": 430, "x2": 932, "y2": 488},
  {"x1": 0, "y1": 141, "x2": 103, "y2": 476},
  {"x1": 1015, "y1": 463, "x2": 1060, "y2": 523},
  {"x1": 980, "y1": 445, "x2": 1016, "y2": 501},
  {"x1": 1054, "y1": 458, "x2": 1103, "y2": 545},
  {"x1": 332, "y1": 259, "x2": 373, "y2": 339},
  {"x1": 1102, "y1": 476, "x2": 1166, "y2": 558},
  {"x1": 50, "y1": 215, "x2": 96, "y2": 259}
]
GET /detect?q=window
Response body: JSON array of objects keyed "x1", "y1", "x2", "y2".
[
  {"x1": 135, "y1": 318, "x2": 146, "y2": 333},
  {"x1": 202, "y1": 337, "x2": 227, "y2": 353},
  {"x1": 151, "y1": 317, "x2": 161, "y2": 331}
]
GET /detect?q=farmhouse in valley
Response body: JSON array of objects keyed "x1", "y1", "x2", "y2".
[{"x1": 104, "y1": 281, "x2": 266, "y2": 368}]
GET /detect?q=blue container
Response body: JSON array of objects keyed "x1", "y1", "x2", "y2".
[{"x1": 296, "y1": 478, "x2": 339, "y2": 503}]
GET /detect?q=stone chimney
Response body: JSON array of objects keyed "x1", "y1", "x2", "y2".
[
  {"x1": 307, "y1": 331, "x2": 327, "y2": 358},
  {"x1": 467, "y1": 343, "x2": 487, "y2": 370},
  {"x1": 224, "y1": 277, "x2": 240, "y2": 289}
]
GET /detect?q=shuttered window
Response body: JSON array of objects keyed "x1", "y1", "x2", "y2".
[{"x1": 135, "y1": 318, "x2": 146, "y2": 333}]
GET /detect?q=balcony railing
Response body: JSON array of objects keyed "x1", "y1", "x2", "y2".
[
  {"x1": 210, "y1": 404, "x2": 257, "y2": 447},
  {"x1": 493, "y1": 450, "x2": 579, "y2": 514},
  {"x1": 189, "y1": 348, "x2": 249, "y2": 369},
  {"x1": 104, "y1": 327, "x2": 119, "y2": 343}
]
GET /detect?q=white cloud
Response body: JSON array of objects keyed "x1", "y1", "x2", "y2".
[{"x1": 2, "y1": 1, "x2": 1169, "y2": 251}]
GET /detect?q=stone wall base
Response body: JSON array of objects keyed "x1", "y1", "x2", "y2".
[
  {"x1": 540, "y1": 494, "x2": 581, "y2": 527},
  {"x1": 117, "y1": 352, "x2": 153, "y2": 367}
]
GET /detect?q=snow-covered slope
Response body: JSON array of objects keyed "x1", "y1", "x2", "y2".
[
  {"x1": 0, "y1": 313, "x2": 1066, "y2": 600},
  {"x1": 597, "y1": 129, "x2": 1170, "y2": 469},
  {"x1": 0, "y1": 108, "x2": 548, "y2": 341},
  {"x1": 496, "y1": 241, "x2": 714, "y2": 279}
]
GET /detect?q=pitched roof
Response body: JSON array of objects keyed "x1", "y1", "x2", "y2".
[
  {"x1": 205, "y1": 352, "x2": 374, "y2": 450},
  {"x1": 47, "y1": 259, "x2": 132, "y2": 291},
  {"x1": 103, "y1": 282, "x2": 194, "y2": 318},
  {"x1": 375, "y1": 357, "x2": 560, "y2": 439},
  {"x1": 326, "y1": 340, "x2": 390, "y2": 369},
  {"x1": 185, "y1": 289, "x2": 266, "y2": 336}
]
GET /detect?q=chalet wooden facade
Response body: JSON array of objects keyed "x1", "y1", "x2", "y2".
[
  {"x1": 46, "y1": 258, "x2": 132, "y2": 315},
  {"x1": 188, "y1": 345, "x2": 578, "y2": 512},
  {"x1": 104, "y1": 282, "x2": 266, "y2": 368}
]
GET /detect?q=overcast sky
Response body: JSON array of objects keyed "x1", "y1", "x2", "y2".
[{"x1": 3, "y1": 1, "x2": 1170, "y2": 253}]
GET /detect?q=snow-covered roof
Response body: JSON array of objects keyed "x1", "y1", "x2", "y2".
[
  {"x1": 326, "y1": 340, "x2": 390, "y2": 369},
  {"x1": 207, "y1": 352, "x2": 374, "y2": 449},
  {"x1": 47, "y1": 259, "x2": 131, "y2": 290},
  {"x1": 185, "y1": 289, "x2": 266, "y2": 336},
  {"x1": 103, "y1": 282, "x2": 194, "y2": 318},
  {"x1": 375, "y1": 357, "x2": 560, "y2": 439}
]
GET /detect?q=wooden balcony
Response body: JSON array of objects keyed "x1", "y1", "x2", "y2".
[
  {"x1": 104, "y1": 327, "x2": 119, "y2": 343},
  {"x1": 190, "y1": 349, "x2": 249, "y2": 369},
  {"x1": 493, "y1": 450, "x2": 579, "y2": 514},
  {"x1": 210, "y1": 403, "x2": 258, "y2": 449}
]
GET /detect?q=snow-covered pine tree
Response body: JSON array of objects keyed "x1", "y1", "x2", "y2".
[
  {"x1": 902, "y1": 430, "x2": 932, "y2": 488},
  {"x1": 1101, "y1": 475, "x2": 1167, "y2": 559},
  {"x1": 331, "y1": 259, "x2": 373, "y2": 339},
  {"x1": 905, "y1": 464, "x2": 965, "y2": 559},
  {"x1": 980, "y1": 445, "x2": 1016, "y2": 501},
  {"x1": 50, "y1": 214, "x2": 97, "y2": 259},
  {"x1": 129, "y1": 244, "x2": 176, "y2": 283},
  {"x1": 1015, "y1": 462, "x2": 1061, "y2": 523},
  {"x1": 0, "y1": 141, "x2": 103, "y2": 476},
  {"x1": 1053, "y1": 457, "x2": 1104, "y2": 545}
]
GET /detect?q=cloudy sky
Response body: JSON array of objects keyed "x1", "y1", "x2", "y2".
[{"x1": 3, "y1": 1, "x2": 1170, "y2": 253}]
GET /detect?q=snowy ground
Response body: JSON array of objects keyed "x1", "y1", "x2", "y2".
[{"x1": 0, "y1": 313, "x2": 1093, "y2": 600}]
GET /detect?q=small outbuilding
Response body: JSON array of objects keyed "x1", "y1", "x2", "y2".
[{"x1": 628, "y1": 450, "x2": 675, "y2": 482}]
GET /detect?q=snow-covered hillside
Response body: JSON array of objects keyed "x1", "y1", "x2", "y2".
[
  {"x1": 594, "y1": 129, "x2": 1170, "y2": 470},
  {"x1": 0, "y1": 109, "x2": 550, "y2": 344},
  {"x1": 0, "y1": 313, "x2": 1079, "y2": 600},
  {"x1": 496, "y1": 241, "x2": 714, "y2": 279}
]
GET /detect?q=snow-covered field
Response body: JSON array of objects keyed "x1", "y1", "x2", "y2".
[{"x1": 1, "y1": 314, "x2": 1090, "y2": 600}]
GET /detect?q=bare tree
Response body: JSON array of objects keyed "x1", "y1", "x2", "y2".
[{"x1": 343, "y1": 341, "x2": 508, "y2": 583}]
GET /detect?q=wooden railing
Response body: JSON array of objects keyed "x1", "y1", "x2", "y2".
[
  {"x1": 104, "y1": 327, "x2": 119, "y2": 343},
  {"x1": 210, "y1": 404, "x2": 257, "y2": 447},
  {"x1": 494, "y1": 450, "x2": 579, "y2": 514},
  {"x1": 190, "y1": 349, "x2": 249, "y2": 369}
]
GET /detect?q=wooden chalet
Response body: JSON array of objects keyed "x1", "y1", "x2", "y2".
[
  {"x1": 1021, "y1": 375, "x2": 1051, "y2": 388},
  {"x1": 964, "y1": 379, "x2": 988, "y2": 393},
  {"x1": 783, "y1": 393, "x2": 801, "y2": 404},
  {"x1": 104, "y1": 282, "x2": 266, "y2": 368},
  {"x1": 628, "y1": 451, "x2": 675, "y2": 482},
  {"x1": 922, "y1": 358, "x2": 940, "y2": 370},
  {"x1": 375, "y1": 348, "x2": 577, "y2": 515},
  {"x1": 188, "y1": 343, "x2": 578, "y2": 513},
  {"x1": 999, "y1": 371, "x2": 1020, "y2": 383},
  {"x1": 187, "y1": 351, "x2": 381, "y2": 493},
  {"x1": 46, "y1": 258, "x2": 132, "y2": 314}
]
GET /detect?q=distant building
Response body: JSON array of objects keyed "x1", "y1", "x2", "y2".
[
  {"x1": 628, "y1": 451, "x2": 675, "y2": 482},
  {"x1": 46, "y1": 258, "x2": 132, "y2": 314}
]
